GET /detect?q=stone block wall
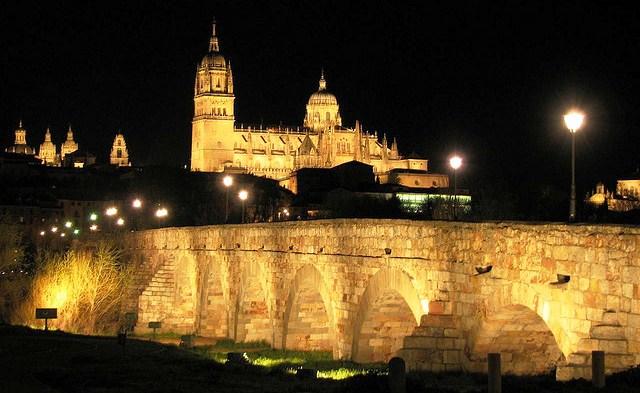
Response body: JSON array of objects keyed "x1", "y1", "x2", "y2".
[{"x1": 121, "y1": 219, "x2": 640, "y2": 380}]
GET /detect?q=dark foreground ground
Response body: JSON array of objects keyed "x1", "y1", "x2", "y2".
[{"x1": 1, "y1": 326, "x2": 640, "y2": 392}]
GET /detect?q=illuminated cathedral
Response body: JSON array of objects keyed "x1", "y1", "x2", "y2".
[{"x1": 190, "y1": 21, "x2": 440, "y2": 187}]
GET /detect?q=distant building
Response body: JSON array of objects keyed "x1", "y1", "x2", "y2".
[
  {"x1": 60, "y1": 126, "x2": 79, "y2": 159},
  {"x1": 37, "y1": 127, "x2": 59, "y2": 166},
  {"x1": 4, "y1": 121, "x2": 36, "y2": 156},
  {"x1": 190, "y1": 21, "x2": 440, "y2": 187},
  {"x1": 63, "y1": 149, "x2": 96, "y2": 168},
  {"x1": 586, "y1": 177, "x2": 640, "y2": 212},
  {"x1": 110, "y1": 133, "x2": 131, "y2": 166}
]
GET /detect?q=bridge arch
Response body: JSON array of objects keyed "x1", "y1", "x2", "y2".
[
  {"x1": 352, "y1": 267, "x2": 423, "y2": 363},
  {"x1": 282, "y1": 264, "x2": 335, "y2": 353},
  {"x1": 465, "y1": 303, "x2": 565, "y2": 375},
  {"x1": 233, "y1": 258, "x2": 272, "y2": 344},
  {"x1": 196, "y1": 254, "x2": 229, "y2": 337}
]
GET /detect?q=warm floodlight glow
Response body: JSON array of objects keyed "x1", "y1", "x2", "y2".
[
  {"x1": 73, "y1": 229, "x2": 80, "y2": 235},
  {"x1": 40, "y1": 231, "x2": 46, "y2": 236},
  {"x1": 60, "y1": 233, "x2": 66, "y2": 237},
  {"x1": 64, "y1": 221, "x2": 72, "y2": 228},
  {"x1": 132, "y1": 199, "x2": 142, "y2": 208},
  {"x1": 238, "y1": 190, "x2": 248, "y2": 201},
  {"x1": 51, "y1": 226, "x2": 58, "y2": 233},
  {"x1": 155, "y1": 208, "x2": 168, "y2": 218},
  {"x1": 116, "y1": 218, "x2": 125, "y2": 226},
  {"x1": 223, "y1": 175, "x2": 233, "y2": 187},
  {"x1": 90, "y1": 224, "x2": 98, "y2": 231},
  {"x1": 106, "y1": 207, "x2": 118, "y2": 216},
  {"x1": 420, "y1": 299, "x2": 430, "y2": 314},
  {"x1": 89, "y1": 213, "x2": 98, "y2": 221},
  {"x1": 564, "y1": 111, "x2": 584, "y2": 132},
  {"x1": 450, "y1": 155, "x2": 462, "y2": 170},
  {"x1": 55, "y1": 289, "x2": 68, "y2": 308}
]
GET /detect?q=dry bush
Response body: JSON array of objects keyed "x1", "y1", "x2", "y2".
[
  {"x1": 14, "y1": 243, "x2": 132, "y2": 334},
  {"x1": 0, "y1": 223, "x2": 28, "y2": 323}
]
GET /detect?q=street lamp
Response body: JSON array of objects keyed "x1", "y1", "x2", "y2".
[
  {"x1": 132, "y1": 198, "x2": 142, "y2": 209},
  {"x1": 449, "y1": 155, "x2": 462, "y2": 220},
  {"x1": 564, "y1": 110, "x2": 585, "y2": 222},
  {"x1": 238, "y1": 190, "x2": 248, "y2": 223},
  {"x1": 223, "y1": 175, "x2": 233, "y2": 223}
]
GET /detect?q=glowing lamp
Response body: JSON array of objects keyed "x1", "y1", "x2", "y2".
[
  {"x1": 40, "y1": 231, "x2": 45, "y2": 236},
  {"x1": 64, "y1": 221, "x2": 72, "y2": 228},
  {"x1": 155, "y1": 207, "x2": 168, "y2": 218},
  {"x1": 90, "y1": 224, "x2": 98, "y2": 231},
  {"x1": 238, "y1": 190, "x2": 248, "y2": 201},
  {"x1": 106, "y1": 207, "x2": 118, "y2": 216},
  {"x1": 132, "y1": 199, "x2": 142, "y2": 209},
  {"x1": 449, "y1": 155, "x2": 462, "y2": 170},
  {"x1": 51, "y1": 226, "x2": 58, "y2": 233},
  {"x1": 89, "y1": 213, "x2": 98, "y2": 221},
  {"x1": 116, "y1": 218, "x2": 125, "y2": 226},
  {"x1": 223, "y1": 175, "x2": 233, "y2": 187},
  {"x1": 564, "y1": 111, "x2": 584, "y2": 133}
]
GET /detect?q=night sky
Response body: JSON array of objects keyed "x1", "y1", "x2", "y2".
[{"x1": 2, "y1": 1, "x2": 640, "y2": 203}]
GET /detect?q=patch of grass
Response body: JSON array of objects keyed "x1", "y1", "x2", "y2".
[{"x1": 212, "y1": 338, "x2": 270, "y2": 350}]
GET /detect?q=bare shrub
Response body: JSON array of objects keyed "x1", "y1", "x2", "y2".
[{"x1": 14, "y1": 242, "x2": 131, "y2": 334}]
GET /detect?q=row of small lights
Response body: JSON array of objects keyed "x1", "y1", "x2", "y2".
[{"x1": 39, "y1": 198, "x2": 169, "y2": 237}]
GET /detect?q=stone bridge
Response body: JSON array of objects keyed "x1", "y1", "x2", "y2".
[{"x1": 121, "y1": 219, "x2": 640, "y2": 380}]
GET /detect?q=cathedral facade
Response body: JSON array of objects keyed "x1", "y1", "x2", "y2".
[{"x1": 190, "y1": 22, "x2": 431, "y2": 182}]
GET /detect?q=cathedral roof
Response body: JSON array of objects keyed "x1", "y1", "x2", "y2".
[
  {"x1": 298, "y1": 134, "x2": 318, "y2": 155},
  {"x1": 307, "y1": 70, "x2": 338, "y2": 106},
  {"x1": 5, "y1": 144, "x2": 35, "y2": 155}
]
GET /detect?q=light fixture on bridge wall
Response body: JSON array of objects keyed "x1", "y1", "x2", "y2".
[
  {"x1": 235, "y1": 243, "x2": 241, "y2": 249},
  {"x1": 318, "y1": 247, "x2": 324, "y2": 254},
  {"x1": 551, "y1": 274, "x2": 571, "y2": 285},
  {"x1": 475, "y1": 265, "x2": 493, "y2": 275},
  {"x1": 384, "y1": 248, "x2": 392, "y2": 255},
  {"x1": 289, "y1": 245, "x2": 294, "y2": 251}
]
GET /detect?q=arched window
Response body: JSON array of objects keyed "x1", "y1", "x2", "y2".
[{"x1": 326, "y1": 112, "x2": 331, "y2": 121}]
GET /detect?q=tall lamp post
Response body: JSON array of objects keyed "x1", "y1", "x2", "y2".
[
  {"x1": 449, "y1": 155, "x2": 462, "y2": 220},
  {"x1": 564, "y1": 111, "x2": 584, "y2": 222},
  {"x1": 238, "y1": 190, "x2": 248, "y2": 224},
  {"x1": 223, "y1": 175, "x2": 233, "y2": 223}
]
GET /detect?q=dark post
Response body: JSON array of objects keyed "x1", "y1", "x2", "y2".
[
  {"x1": 592, "y1": 350, "x2": 605, "y2": 388},
  {"x1": 388, "y1": 357, "x2": 406, "y2": 393},
  {"x1": 488, "y1": 353, "x2": 501, "y2": 393}
]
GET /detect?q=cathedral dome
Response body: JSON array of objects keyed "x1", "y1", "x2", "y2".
[
  {"x1": 307, "y1": 71, "x2": 338, "y2": 106},
  {"x1": 308, "y1": 90, "x2": 338, "y2": 106},
  {"x1": 4, "y1": 121, "x2": 35, "y2": 155},
  {"x1": 200, "y1": 52, "x2": 226, "y2": 68}
]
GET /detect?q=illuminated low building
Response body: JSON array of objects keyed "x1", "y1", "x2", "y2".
[{"x1": 586, "y1": 177, "x2": 640, "y2": 212}]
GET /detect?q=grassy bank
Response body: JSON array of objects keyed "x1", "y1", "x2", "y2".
[{"x1": 3, "y1": 325, "x2": 640, "y2": 392}]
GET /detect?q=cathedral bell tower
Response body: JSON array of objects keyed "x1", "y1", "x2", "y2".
[{"x1": 190, "y1": 19, "x2": 235, "y2": 172}]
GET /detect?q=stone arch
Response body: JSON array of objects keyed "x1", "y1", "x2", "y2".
[
  {"x1": 234, "y1": 258, "x2": 272, "y2": 344},
  {"x1": 197, "y1": 254, "x2": 229, "y2": 338},
  {"x1": 167, "y1": 253, "x2": 198, "y2": 333},
  {"x1": 465, "y1": 304, "x2": 565, "y2": 375},
  {"x1": 282, "y1": 264, "x2": 335, "y2": 353},
  {"x1": 352, "y1": 268, "x2": 423, "y2": 363}
]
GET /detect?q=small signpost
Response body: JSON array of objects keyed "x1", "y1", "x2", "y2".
[
  {"x1": 148, "y1": 321, "x2": 161, "y2": 340},
  {"x1": 35, "y1": 308, "x2": 57, "y2": 331}
]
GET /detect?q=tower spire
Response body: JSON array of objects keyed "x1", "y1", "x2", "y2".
[
  {"x1": 209, "y1": 18, "x2": 219, "y2": 52},
  {"x1": 319, "y1": 68, "x2": 326, "y2": 90}
]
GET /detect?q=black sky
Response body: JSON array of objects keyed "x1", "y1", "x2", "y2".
[{"x1": 2, "y1": 1, "x2": 640, "y2": 200}]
